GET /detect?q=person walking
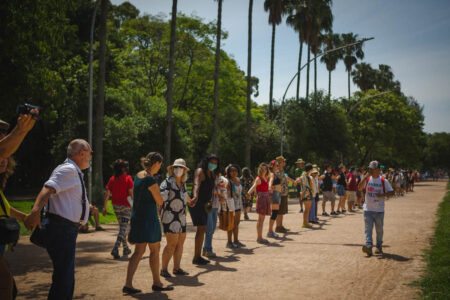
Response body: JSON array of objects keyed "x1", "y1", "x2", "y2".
[
  {"x1": 25, "y1": 139, "x2": 92, "y2": 300},
  {"x1": 124, "y1": 152, "x2": 173, "y2": 294},
  {"x1": 299, "y1": 163, "x2": 314, "y2": 228},
  {"x1": 247, "y1": 163, "x2": 271, "y2": 244},
  {"x1": 346, "y1": 167, "x2": 358, "y2": 212},
  {"x1": 160, "y1": 159, "x2": 191, "y2": 278},
  {"x1": 294, "y1": 159, "x2": 305, "y2": 213},
  {"x1": 336, "y1": 164, "x2": 347, "y2": 214},
  {"x1": 103, "y1": 159, "x2": 133, "y2": 259},
  {"x1": 309, "y1": 168, "x2": 320, "y2": 224},
  {"x1": 190, "y1": 154, "x2": 219, "y2": 264},
  {"x1": 358, "y1": 161, "x2": 394, "y2": 257},
  {"x1": 275, "y1": 156, "x2": 294, "y2": 233}
]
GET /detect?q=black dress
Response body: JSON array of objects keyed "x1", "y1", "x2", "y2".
[{"x1": 189, "y1": 171, "x2": 215, "y2": 226}]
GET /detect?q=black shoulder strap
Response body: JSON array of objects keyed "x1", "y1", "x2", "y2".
[
  {"x1": 77, "y1": 172, "x2": 87, "y2": 221},
  {"x1": 0, "y1": 191, "x2": 9, "y2": 217}
]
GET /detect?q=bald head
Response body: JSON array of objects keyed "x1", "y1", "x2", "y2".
[{"x1": 67, "y1": 139, "x2": 90, "y2": 159}]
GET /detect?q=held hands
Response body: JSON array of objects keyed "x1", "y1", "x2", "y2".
[
  {"x1": 188, "y1": 196, "x2": 197, "y2": 207},
  {"x1": 24, "y1": 210, "x2": 41, "y2": 230},
  {"x1": 102, "y1": 207, "x2": 107, "y2": 216}
]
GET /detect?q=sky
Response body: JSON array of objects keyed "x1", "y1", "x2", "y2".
[{"x1": 111, "y1": 0, "x2": 450, "y2": 133}]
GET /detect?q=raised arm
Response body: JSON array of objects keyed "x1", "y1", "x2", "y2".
[{"x1": 0, "y1": 114, "x2": 36, "y2": 159}]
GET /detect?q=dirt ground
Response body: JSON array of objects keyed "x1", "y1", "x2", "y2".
[{"x1": 5, "y1": 181, "x2": 447, "y2": 300}]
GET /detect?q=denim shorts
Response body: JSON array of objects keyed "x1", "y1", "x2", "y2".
[
  {"x1": 272, "y1": 191, "x2": 281, "y2": 204},
  {"x1": 336, "y1": 184, "x2": 346, "y2": 196}
]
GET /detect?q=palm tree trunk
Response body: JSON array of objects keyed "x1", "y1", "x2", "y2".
[
  {"x1": 165, "y1": 0, "x2": 177, "y2": 165},
  {"x1": 93, "y1": 0, "x2": 108, "y2": 206},
  {"x1": 296, "y1": 40, "x2": 303, "y2": 101},
  {"x1": 245, "y1": 0, "x2": 253, "y2": 168},
  {"x1": 314, "y1": 53, "x2": 317, "y2": 94},
  {"x1": 347, "y1": 69, "x2": 351, "y2": 99},
  {"x1": 306, "y1": 44, "x2": 310, "y2": 101},
  {"x1": 212, "y1": 0, "x2": 223, "y2": 153},
  {"x1": 328, "y1": 70, "x2": 331, "y2": 98},
  {"x1": 269, "y1": 22, "x2": 276, "y2": 118}
]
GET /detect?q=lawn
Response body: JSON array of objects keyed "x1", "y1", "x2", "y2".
[
  {"x1": 9, "y1": 200, "x2": 119, "y2": 236},
  {"x1": 419, "y1": 183, "x2": 450, "y2": 299}
]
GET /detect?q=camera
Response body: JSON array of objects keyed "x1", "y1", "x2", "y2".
[{"x1": 16, "y1": 103, "x2": 41, "y2": 120}]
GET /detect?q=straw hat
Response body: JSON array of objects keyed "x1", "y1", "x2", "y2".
[
  {"x1": 311, "y1": 168, "x2": 319, "y2": 174},
  {"x1": 276, "y1": 155, "x2": 286, "y2": 162},
  {"x1": 167, "y1": 158, "x2": 190, "y2": 173},
  {"x1": 295, "y1": 158, "x2": 305, "y2": 164}
]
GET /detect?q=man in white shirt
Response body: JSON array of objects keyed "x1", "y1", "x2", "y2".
[
  {"x1": 25, "y1": 139, "x2": 91, "y2": 299},
  {"x1": 358, "y1": 160, "x2": 394, "y2": 257}
]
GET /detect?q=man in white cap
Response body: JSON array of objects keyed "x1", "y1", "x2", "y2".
[{"x1": 358, "y1": 160, "x2": 394, "y2": 257}]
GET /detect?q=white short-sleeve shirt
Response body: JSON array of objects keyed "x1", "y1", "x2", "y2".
[{"x1": 45, "y1": 159, "x2": 90, "y2": 224}]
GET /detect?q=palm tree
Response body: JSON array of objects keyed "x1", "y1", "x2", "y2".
[
  {"x1": 320, "y1": 32, "x2": 343, "y2": 98},
  {"x1": 264, "y1": 0, "x2": 285, "y2": 118},
  {"x1": 342, "y1": 32, "x2": 364, "y2": 99},
  {"x1": 211, "y1": 0, "x2": 223, "y2": 153},
  {"x1": 308, "y1": 0, "x2": 333, "y2": 95},
  {"x1": 93, "y1": 0, "x2": 108, "y2": 204},
  {"x1": 245, "y1": 0, "x2": 253, "y2": 167},
  {"x1": 351, "y1": 62, "x2": 376, "y2": 91},
  {"x1": 165, "y1": 0, "x2": 177, "y2": 165},
  {"x1": 286, "y1": 0, "x2": 308, "y2": 101}
]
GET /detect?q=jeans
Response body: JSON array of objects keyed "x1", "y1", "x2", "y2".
[
  {"x1": 309, "y1": 194, "x2": 318, "y2": 222},
  {"x1": 46, "y1": 218, "x2": 79, "y2": 300},
  {"x1": 364, "y1": 211, "x2": 384, "y2": 249},
  {"x1": 203, "y1": 208, "x2": 218, "y2": 252}
]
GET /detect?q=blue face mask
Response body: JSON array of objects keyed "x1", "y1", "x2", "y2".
[{"x1": 208, "y1": 162, "x2": 217, "y2": 171}]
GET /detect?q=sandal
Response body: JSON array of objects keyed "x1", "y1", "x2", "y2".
[
  {"x1": 122, "y1": 286, "x2": 141, "y2": 294},
  {"x1": 173, "y1": 268, "x2": 189, "y2": 276},
  {"x1": 152, "y1": 284, "x2": 174, "y2": 292},
  {"x1": 160, "y1": 269, "x2": 172, "y2": 278}
]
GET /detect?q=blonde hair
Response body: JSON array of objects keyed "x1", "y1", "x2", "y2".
[
  {"x1": 0, "y1": 157, "x2": 16, "y2": 189},
  {"x1": 257, "y1": 163, "x2": 269, "y2": 179}
]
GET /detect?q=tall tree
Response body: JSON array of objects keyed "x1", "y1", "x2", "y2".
[
  {"x1": 93, "y1": 0, "x2": 108, "y2": 205},
  {"x1": 165, "y1": 0, "x2": 177, "y2": 165},
  {"x1": 342, "y1": 32, "x2": 364, "y2": 99},
  {"x1": 245, "y1": 0, "x2": 253, "y2": 167},
  {"x1": 264, "y1": 0, "x2": 285, "y2": 118},
  {"x1": 320, "y1": 33, "x2": 343, "y2": 98},
  {"x1": 211, "y1": 0, "x2": 223, "y2": 153},
  {"x1": 286, "y1": 0, "x2": 308, "y2": 101},
  {"x1": 351, "y1": 62, "x2": 376, "y2": 91}
]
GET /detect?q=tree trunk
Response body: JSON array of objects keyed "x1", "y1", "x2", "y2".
[
  {"x1": 93, "y1": 0, "x2": 108, "y2": 206},
  {"x1": 269, "y1": 22, "x2": 276, "y2": 119},
  {"x1": 306, "y1": 44, "x2": 310, "y2": 101},
  {"x1": 314, "y1": 53, "x2": 317, "y2": 95},
  {"x1": 328, "y1": 70, "x2": 331, "y2": 99},
  {"x1": 296, "y1": 40, "x2": 303, "y2": 101},
  {"x1": 348, "y1": 69, "x2": 351, "y2": 99},
  {"x1": 211, "y1": 0, "x2": 223, "y2": 153},
  {"x1": 245, "y1": 0, "x2": 253, "y2": 168},
  {"x1": 165, "y1": 0, "x2": 177, "y2": 165}
]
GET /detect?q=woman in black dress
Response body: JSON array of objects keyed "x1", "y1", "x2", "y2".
[{"x1": 189, "y1": 154, "x2": 219, "y2": 265}]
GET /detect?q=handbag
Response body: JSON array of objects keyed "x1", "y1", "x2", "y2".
[
  {"x1": 218, "y1": 203, "x2": 235, "y2": 231},
  {"x1": 0, "y1": 191, "x2": 20, "y2": 246},
  {"x1": 29, "y1": 215, "x2": 50, "y2": 248}
]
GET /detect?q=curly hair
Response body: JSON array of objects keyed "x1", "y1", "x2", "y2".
[{"x1": 0, "y1": 157, "x2": 16, "y2": 189}]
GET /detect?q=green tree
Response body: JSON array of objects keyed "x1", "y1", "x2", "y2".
[{"x1": 351, "y1": 62, "x2": 376, "y2": 91}]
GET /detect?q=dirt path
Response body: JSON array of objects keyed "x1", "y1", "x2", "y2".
[{"x1": 6, "y1": 181, "x2": 447, "y2": 300}]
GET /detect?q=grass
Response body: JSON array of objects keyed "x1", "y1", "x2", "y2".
[
  {"x1": 419, "y1": 182, "x2": 450, "y2": 299},
  {"x1": 9, "y1": 200, "x2": 119, "y2": 236}
]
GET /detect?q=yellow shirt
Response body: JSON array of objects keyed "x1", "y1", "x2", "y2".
[{"x1": 0, "y1": 190, "x2": 11, "y2": 216}]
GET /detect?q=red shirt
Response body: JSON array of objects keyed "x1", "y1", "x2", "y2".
[
  {"x1": 106, "y1": 174, "x2": 133, "y2": 207},
  {"x1": 256, "y1": 177, "x2": 269, "y2": 192},
  {"x1": 346, "y1": 173, "x2": 358, "y2": 191}
]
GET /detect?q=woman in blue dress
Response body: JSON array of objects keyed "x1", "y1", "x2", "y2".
[{"x1": 123, "y1": 152, "x2": 173, "y2": 294}]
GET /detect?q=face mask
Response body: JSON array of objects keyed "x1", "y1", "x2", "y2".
[
  {"x1": 208, "y1": 163, "x2": 217, "y2": 171},
  {"x1": 174, "y1": 168, "x2": 184, "y2": 178}
]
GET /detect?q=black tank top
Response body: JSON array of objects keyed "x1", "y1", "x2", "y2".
[
  {"x1": 273, "y1": 176, "x2": 281, "y2": 185},
  {"x1": 198, "y1": 172, "x2": 215, "y2": 204}
]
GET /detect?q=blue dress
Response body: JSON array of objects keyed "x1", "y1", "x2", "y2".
[{"x1": 128, "y1": 175, "x2": 162, "y2": 244}]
